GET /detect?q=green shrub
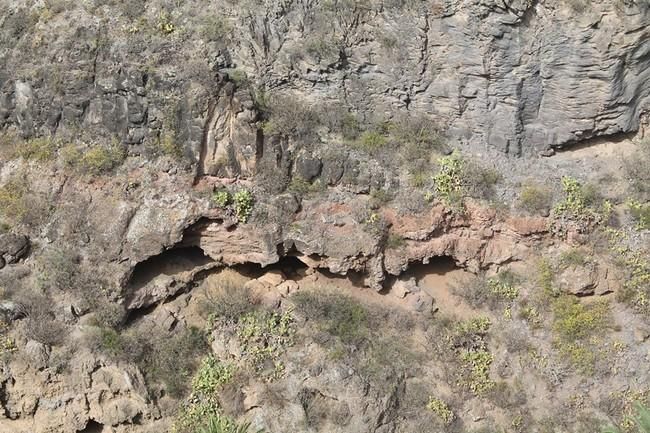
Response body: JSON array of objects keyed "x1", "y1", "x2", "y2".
[
  {"x1": 487, "y1": 273, "x2": 519, "y2": 302},
  {"x1": 196, "y1": 414, "x2": 256, "y2": 433},
  {"x1": 553, "y1": 296, "x2": 610, "y2": 342},
  {"x1": 518, "y1": 183, "x2": 553, "y2": 215},
  {"x1": 18, "y1": 136, "x2": 59, "y2": 161},
  {"x1": 602, "y1": 402, "x2": 650, "y2": 433},
  {"x1": 624, "y1": 139, "x2": 650, "y2": 201},
  {"x1": 0, "y1": 178, "x2": 29, "y2": 225},
  {"x1": 552, "y1": 296, "x2": 611, "y2": 373},
  {"x1": 460, "y1": 349, "x2": 495, "y2": 394},
  {"x1": 212, "y1": 190, "x2": 231, "y2": 208},
  {"x1": 552, "y1": 177, "x2": 610, "y2": 230},
  {"x1": 433, "y1": 152, "x2": 465, "y2": 208},
  {"x1": 427, "y1": 397, "x2": 455, "y2": 425},
  {"x1": 453, "y1": 273, "x2": 518, "y2": 311},
  {"x1": 80, "y1": 144, "x2": 125, "y2": 174},
  {"x1": 159, "y1": 132, "x2": 183, "y2": 158},
  {"x1": 204, "y1": 276, "x2": 256, "y2": 323},
  {"x1": 355, "y1": 130, "x2": 388, "y2": 152},
  {"x1": 627, "y1": 200, "x2": 650, "y2": 230},
  {"x1": 236, "y1": 310, "x2": 294, "y2": 378},
  {"x1": 386, "y1": 232, "x2": 405, "y2": 249},
  {"x1": 91, "y1": 325, "x2": 208, "y2": 397},
  {"x1": 233, "y1": 190, "x2": 254, "y2": 223},
  {"x1": 293, "y1": 291, "x2": 369, "y2": 345},
  {"x1": 559, "y1": 248, "x2": 589, "y2": 268},
  {"x1": 288, "y1": 177, "x2": 322, "y2": 196},
  {"x1": 156, "y1": 10, "x2": 176, "y2": 34},
  {"x1": 192, "y1": 356, "x2": 235, "y2": 397}
]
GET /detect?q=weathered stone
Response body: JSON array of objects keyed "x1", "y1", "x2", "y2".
[
  {"x1": 558, "y1": 265, "x2": 598, "y2": 296},
  {"x1": 0, "y1": 233, "x2": 29, "y2": 263},
  {"x1": 257, "y1": 270, "x2": 286, "y2": 287},
  {"x1": 295, "y1": 153, "x2": 323, "y2": 181},
  {"x1": 23, "y1": 341, "x2": 49, "y2": 370}
]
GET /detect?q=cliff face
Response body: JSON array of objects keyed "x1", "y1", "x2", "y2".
[
  {"x1": 1, "y1": 0, "x2": 648, "y2": 161},
  {"x1": 0, "y1": 1, "x2": 649, "y2": 433}
]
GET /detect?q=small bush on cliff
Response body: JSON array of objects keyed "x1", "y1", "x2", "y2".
[
  {"x1": 196, "y1": 414, "x2": 255, "y2": 433},
  {"x1": 551, "y1": 177, "x2": 612, "y2": 235},
  {"x1": 552, "y1": 296, "x2": 611, "y2": 373},
  {"x1": 233, "y1": 189, "x2": 254, "y2": 223},
  {"x1": 262, "y1": 95, "x2": 320, "y2": 141},
  {"x1": 355, "y1": 130, "x2": 388, "y2": 152},
  {"x1": 427, "y1": 397, "x2": 455, "y2": 425},
  {"x1": 16, "y1": 290, "x2": 68, "y2": 347},
  {"x1": 627, "y1": 200, "x2": 650, "y2": 230},
  {"x1": 212, "y1": 190, "x2": 231, "y2": 208},
  {"x1": 452, "y1": 272, "x2": 519, "y2": 311},
  {"x1": 293, "y1": 291, "x2": 369, "y2": 345},
  {"x1": 518, "y1": 182, "x2": 553, "y2": 215},
  {"x1": 203, "y1": 276, "x2": 256, "y2": 323},
  {"x1": 602, "y1": 402, "x2": 650, "y2": 433},
  {"x1": 432, "y1": 152, "x2": 500, "y2": 210},
  {"x1": 433, "y1": 152, "x2": 465, "y2": 208},
  {"x1": 18, "y1": 136, "x2": 59, "y2": 161},
  {"x1": 0, "y1": 178, "x2": 29, "y2": 226},
  {"x1": 624, "y1": 139, "x2": 650, "y2": 201}
]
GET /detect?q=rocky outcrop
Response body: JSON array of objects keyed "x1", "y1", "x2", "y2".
[
  {"x1": 0, "y1": 352, "x2": 160, "y2": 433},
  {"x1": 1, "y1": 1, "x2": 648, "y2": 158},
  {"x1": 0, "y1": 233, "x2": 29, "y2": 269}
]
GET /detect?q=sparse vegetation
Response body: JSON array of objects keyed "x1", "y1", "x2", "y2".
[
  {"x1": 262, "y1": 95, "x2": 320, "y2": 141},
  {"x1": 427, "y1": 396, "x2": 455, "y2": 425},
  {"x1": 552, "y1": 296, "x2": 611, "y2": 373},
  {"x1": 551, "y1": 176, "x2": 611, "y2": 234},
  {"x1": 433, "y1": 152, "x2": 465, "y2": 208},
  {"x1": 159, "y1": 131, "x2": 183, "y2": 158},
  {"x1": 453, "y1": 271, "x2": 519, "y2": 311},
  {"x1": 627, "y1": 200, "x2": 650, "y2": 230},
  {"x1": 603, "y1": 402, "x2": 650, "y2": 433},
  {"x1": 460, "y1": 349, "x2": 495, "y2": 395},
  {"x1": 605, "y1": 228, "x2": 650, "y2": 315},
  {"x1": 0, "y1": 178, "x2": 29, "y2": 226},
  {"x1": 559, "y1": 248, "x2": 589, "y2": 268},
  {"x1": 288, "y1": 177, "x2": 323, "y2": 196},
  {"x1": 235, "y1": 310, "x2": 294, "y2": 379},
  {"x1": 233, "y1": 190, "x2": 254, "y2": 223},
  {"x1": 18, "y1": 136, "x2": 59, "y2": 161},
  {"x1": 192, "y1": 356, "x2": 235, "y2": 397},
  {"x1": 386, "y1": 232, "x2": 405, "y2": 249},
  {"x1": 432, "y1": 151, "x2": 500, "y2": 210},
  {"x1": 518, "y1": 182, "x2": 553, "y2": 215},
  {"x1": 355, "y1": 130, "x2": 388, "y2": 152},
  {"x1": 212, "y1": 190, "x2": 231, "y2": 208},
  {"x1": 293, "y1": 291, "x2": 368, "y2": 346},
  {"x1": 624, "y1": 139, "x2": 650, "y2": 201}
]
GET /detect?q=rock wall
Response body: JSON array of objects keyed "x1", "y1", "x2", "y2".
[{"x1": 0, "y1": 0, "x2": 648, "y2": 161}]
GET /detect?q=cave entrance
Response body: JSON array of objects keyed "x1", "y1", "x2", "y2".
[
  {"x1": 401, "y1": 256, "x2": 471, "y2": 316},
  {"x1": 127, "y1": 246, "x2": 214, "y2": 291},
  {"x1": 232, "y1": 254, "x2": 310, "y2": 280},
  {"x1": 78, "y1": 420, "x2": 103, "y2": 433}
]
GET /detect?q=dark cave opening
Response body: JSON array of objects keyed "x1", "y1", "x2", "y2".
[
  {"x1": 78, "y1": 420, "x2": 103, "y2": 433},
  {"x1": 231, "y1": 254, "x2": 310, "y2": 280},
  {"x1": 127, "y1": 246, "x2": 214, "y2": 291},
  {"x1": 406, "y1": 256, "x2": 460, "y2": 285}
]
